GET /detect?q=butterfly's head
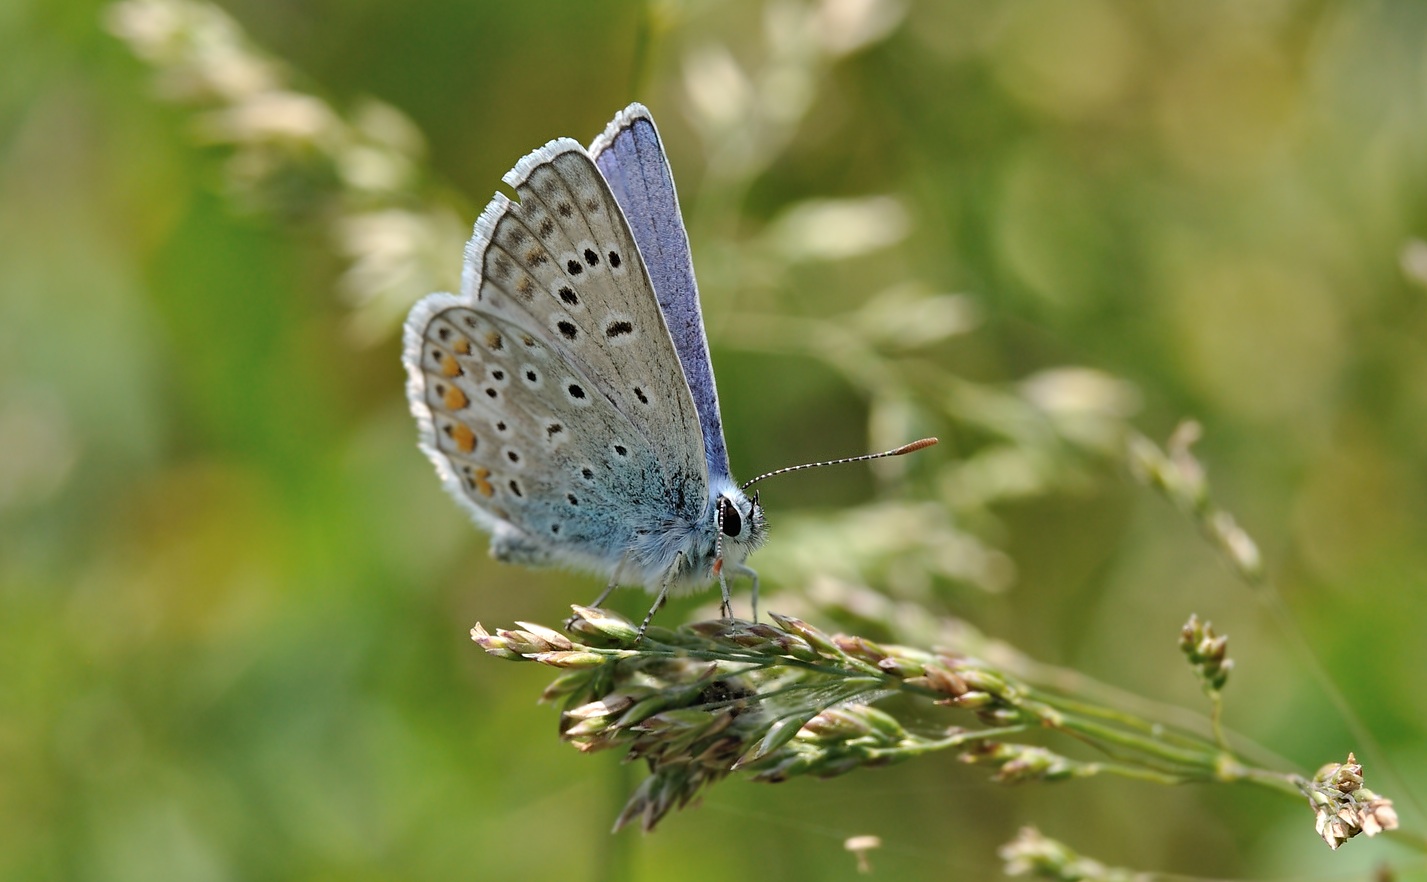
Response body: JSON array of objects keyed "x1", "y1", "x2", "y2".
[{"x1": 715, "y1": 487, "x2": 767, "y2": 563}]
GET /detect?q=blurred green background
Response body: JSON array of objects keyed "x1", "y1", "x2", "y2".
[{"x1": 5, "y1": 0, "x2": 1427, "y2": 878}]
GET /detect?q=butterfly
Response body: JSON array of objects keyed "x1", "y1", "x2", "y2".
[{"x1": 403, "y1": 103, "x2": 934, "y2": 632}]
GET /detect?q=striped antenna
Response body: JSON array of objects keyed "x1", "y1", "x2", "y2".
[{"x1": 740, "y1": 438, "x2": 939, "y2": 491}]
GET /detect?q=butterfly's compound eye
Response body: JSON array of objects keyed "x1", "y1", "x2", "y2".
[{"x1": 719, "y1": 496, "x2": 743, "y2": 538}]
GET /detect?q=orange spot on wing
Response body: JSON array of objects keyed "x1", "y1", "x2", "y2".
[
  {"x1": 451, "y1": 423, "x2": 476, "y2": 453},
  {"x1": 453, "y1": 337, "x2": 472, "y2": 355},
  {"x1": 441, "y1": 354, "x2": 462, "y2": 377},
  {"x1": 444, "y1": 386, "x2": 469, "y2": 410},
  {"x1": 473, "y1": 467, "x2": 494, "y2": 498}
]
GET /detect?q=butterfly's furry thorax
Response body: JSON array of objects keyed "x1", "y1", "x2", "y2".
[{"x1": 617, "y1": 480, "x2": 766, "y2": 595}]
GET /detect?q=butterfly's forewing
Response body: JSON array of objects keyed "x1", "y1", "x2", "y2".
[
  {"x1": 590, "y1": 105, "x2": 731, "y2": 481},
  {"x1": 489, "y1": 142, "x2": 707, "y2": 495},
  {"x1": 403, "y1": 135, "x2": 710, "y2": 579}
]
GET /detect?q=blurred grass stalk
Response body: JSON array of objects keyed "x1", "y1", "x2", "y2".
[
  {"x1": 104, "y1": 0, "x2": 467, "y2": 346},
  {"x1": 999, "y1": 827, "x2": 1149, "y2": 882}
]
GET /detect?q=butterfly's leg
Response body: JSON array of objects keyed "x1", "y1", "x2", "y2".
[
  {"x1": 586, "y1": 556, "x2": 628, "y2": 609},
  {"x1": 587, "y1": 580, "x2": 618, "y2": 609},
  {"x1": 728, "y1": 563, "x2": 760, "y2": 622},
  {"x1": 638, "y1": 553, "x2": 684, "y2": 639},
  {"x1": 717, "y1": 566, "x2": 733, "y2": 620},
  {"x1": 566, "y1": 556, "x2": 629, "y2": 631}
]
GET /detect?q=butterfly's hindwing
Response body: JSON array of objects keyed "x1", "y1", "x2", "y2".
[{"x1": 407, "y1": 297, "x2": 673, "y2": 572}]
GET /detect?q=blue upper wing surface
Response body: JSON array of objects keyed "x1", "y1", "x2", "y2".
[{"x1": 590, "y1": 104, "x2": 731, "y2": 481}]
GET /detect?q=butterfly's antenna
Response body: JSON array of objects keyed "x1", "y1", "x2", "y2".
[
  {"x1": 740, "y1": 438, "x2": 939, "y2": 491},
  {"x1": 714, "y1": 497, "x2": 725, "y2": 571}
]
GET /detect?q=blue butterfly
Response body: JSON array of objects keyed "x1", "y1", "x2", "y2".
[{"x1": 404, "y1": 104, "x2": 932, "y2": 631}]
